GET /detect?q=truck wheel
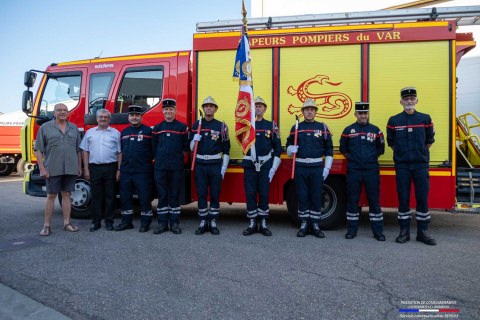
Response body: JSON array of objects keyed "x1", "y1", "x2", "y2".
[
  {"x1": 0, "y1": 164, "x2": 14, "y2": 176},
  {"x1": 59, "y1": 179, "x2": 92, "y2": 219},
  {"x1": 286, "y1": 175, "x2": 347, "y2": 230},
  {"x1": 16, "y1": 159, "x2": 26, "y2": 176}
]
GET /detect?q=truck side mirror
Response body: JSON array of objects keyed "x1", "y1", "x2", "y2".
[
  {"x1": 24, "y1": 71, "x2": 37, "y2": 87},
  {"x1": 22, "y1": 90, "x2": 33, "y2": 114}
]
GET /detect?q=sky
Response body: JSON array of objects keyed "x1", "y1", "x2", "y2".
[{"x1": 0, "y1": 0, "x2": 478, "y2": 114}]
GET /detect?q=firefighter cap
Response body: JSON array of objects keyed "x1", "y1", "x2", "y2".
[
  {"x1": 201, "y1": 96, "x2": 218, "y2": 108},
  {"x1": 401, "y1": 87, "x2": 417, "y2": 98},
  {"x1": 128, "y1": 105, "x2": 144, "y2": 114},
  {"x1": 302, "y1": 98, "x2": 318, "y2": 110},
  {"x1": 355, "y1": 102, "x2": 369, "y2": 112},
  {"x1": 162, "y1": 98, "x2": 176, "y2": 108},
  {"x1": 254, "y1": 96, "x2": 267, "y2": 107}
]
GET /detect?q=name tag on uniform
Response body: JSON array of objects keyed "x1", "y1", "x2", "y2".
[
  {"x1": 167, "y1": 133, "x2": 170, "y2": 136},
  {"x1": 130, "y1": 137, "x2": 134, "y2": 141},
  {"x1": 361, "y1": 136, "x2": 365, "y2": 139},
  {"x1": 408, "y1": 128, "x2": 413, "y2": 132},
  {"x1": 307, "y1": 133, "x2": 311, "y2": 136}
]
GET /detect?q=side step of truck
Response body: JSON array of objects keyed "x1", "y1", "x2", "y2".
[{"x1": 456, "y1": 167, "x2": 480, "y2": 209}]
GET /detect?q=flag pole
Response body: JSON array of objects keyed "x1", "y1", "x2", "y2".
[
  {"x1": 241, "y1": 0, "x2": 258, "y2": 170},
  {"x1": 191, "y1": 109, "x2": 203, "y2": 171}
]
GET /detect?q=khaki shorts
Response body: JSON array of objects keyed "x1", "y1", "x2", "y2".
[{"x1": 45, "y1": 175, "x2": 77, "y2": 194}]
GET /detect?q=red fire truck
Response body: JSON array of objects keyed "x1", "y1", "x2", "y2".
[{"x1": 21, "y1": 6, "x2": 480, "y2": 227}]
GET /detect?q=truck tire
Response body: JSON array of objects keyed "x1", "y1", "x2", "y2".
[
  {"x1": 286, "y1": 175, "x2": 347, "y2": 230},
  {"x1": 68, "y1": 179, "x2": 92, "y2": 219},
  {"x1": 0, "y1": 164, "x2": 14, "y2": 176},
  {"x1": 16, "y1": 159, "x2": 26, "y2": 176}
]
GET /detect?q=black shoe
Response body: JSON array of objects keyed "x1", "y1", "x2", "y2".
[
  {"x1": 311, "y1": 222, "x2": 325, "y2": 238},
  {"x1": 195, "y1": 222, "x2": 208, "y2": 235},
  {"x1": 416, "y1": 230, "x2": 437, "y2": 246},
  {"x1": 210, "y1": 226, "x2": 220, "y2": 235},
  {"x1": 345, "y1": 232, "x2": 357, "y2": 239},
  {"x1": 297, "y1": 221, "x2": 309, "y2": 237},
  {"x1": 259, "y1": 226, "x2": 272, "y2": 237},
  {"x1": 115, "y1": 223, "x2": 134, "y2": 231},
  {"x1": 105, "y1": 224, "x2": 114, "y2": 231},
  {"x1": 242, "y1": 225, "x2": 257, "y2": 236},
  {"x1": 170, "y1": 223, "x2": 182, "y2": 234},
  {"x1": 374, "y1": 233, "x2": 386, "y2": 241},
  {"x1": 139, "y1": 224, "x2": 150, "y2": 233},
  {"x1": 153, "y1": 224, "x2": 169, "y2": 234},
  {"x1": 395, "y1": 230, "x2": 410, "y2": 243},
  {"x1": 89, "y1": 223, "x2": 101, "y2": 232}
]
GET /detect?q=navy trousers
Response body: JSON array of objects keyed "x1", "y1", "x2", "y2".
[
  {"x1": 120, "y1": 172, "x2": 153, "y2": 225},
  {"x1": 194, "y1": 163, "x2": 222, "y2": 220},
  {"x1": 295, "y1": 166, "x2": 323, "y2": 222},
  {"x1": 244, "y1": 166, "x2": 271, "y2": 219},
  {"x1": 395, "y1": 166, "x2": 431, "y2": 231},
  {"x1": 155, "y1": 169, "x2": 183, "y2": 224}
]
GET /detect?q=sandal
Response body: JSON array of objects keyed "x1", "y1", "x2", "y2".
[
  {"x1": 40, "y1": 226, "x2": 51, "y2": 236},
  {"x1": 63, "y1": 223, "x2": 79, "y2": 232}
]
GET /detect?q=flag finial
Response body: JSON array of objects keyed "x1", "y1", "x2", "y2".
[{"x1": 242, "y1": 0, "x2": 247, "y2": 28}]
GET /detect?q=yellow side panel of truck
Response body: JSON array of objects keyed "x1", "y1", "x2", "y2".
[
  {"x1": 279, "y1": 45, "x2": 361, "y2": 146},
  {"x1": 197, "y1": 49, "x2": 273, "y2": 159},
  {"x1": 370, "y1": 41, "x2": 450, "y2": 166}
]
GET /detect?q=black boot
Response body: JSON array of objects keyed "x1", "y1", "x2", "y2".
[
  {"x1": 115, "y1": 220, "x2": 134, "y2": 231},
  {"x1": 416, "y1": 229, "x2": 437, "y2": 245},
  {"x1": 374, "y1": 233, "x2": 386, "y2": 241},
  {"x1": 153, "y1": 223, "x2": 169, "y2": 234},
  {"x1": 139, "y1": 224, "x2": 150, "y2": 233},
  {"x1": 297, "y1": 220, "x2": 308, "y2": 237},
  {"x1": 170, "y1": 221, "x2": 182, "y2": 234},
  {"x1": 195, "y1": 219, "x2": 208, "y2": 235},
  {"x1": 258, "y1": 218, "x2": 272, "y2": 236},
  {"x1": 395, "y1": 229, "x2": 410, "y2": 243},
  {"x1": 345, "y1": 222, "x2": 358, "y2": 239},
  {"x1": 311, "y1": 221, "x2": 325, "y2": 238},
  {"x1": 209, "y1": 219, "x2": 220, "y2": 235},
  {"x1": 243, "y1": 218, "x2": 257, "y2": 236}
]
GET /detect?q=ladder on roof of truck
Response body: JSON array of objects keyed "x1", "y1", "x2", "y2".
[{"x1": 196, "y1": 6, "x2": 480, "y2": 32}]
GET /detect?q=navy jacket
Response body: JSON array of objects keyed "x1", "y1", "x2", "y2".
[
  {"x1": 120, "y1": 124, "x2": 153, "y2": 173},
  {"x1": 241, "y1": 119, "x2": 282, "y2": 169},
  {"x1": 189, "y1": 118, "x2": 230, "y2": 165},
  {"x1": 340, "y1": 122, "x2": 385, "y2": 169},
  {"x1": 152, "y1": 119, "x2": 189, "y2": 171},
  {"x1": 286, "y1": 121, "x2": 333, "y2": 167},
  {"x1": 386, "y1": 111, "x2": 435, "y2": 168}
]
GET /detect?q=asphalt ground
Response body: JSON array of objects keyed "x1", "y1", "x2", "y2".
[{"x1": 0, "y1": 174, "x2": 479, "y2": 320}]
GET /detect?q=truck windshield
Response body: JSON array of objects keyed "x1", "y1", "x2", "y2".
[{"x1": 39, "y1": 74, "x2": 81, "y2": 117}]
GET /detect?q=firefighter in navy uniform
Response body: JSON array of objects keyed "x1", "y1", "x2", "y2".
[
  {"x1": 152, "y1": 98, "x2": 189, "y2": 234},
  {"x1": 115, "y1": 105, "x2": 154, "y2": 232},
  {"x1": 340, "y1": 102, "x2": 386, "y2": 241},
  {"x1": 190, "y1": 96, "x2": 231, "y2": 235},
  {"x1": 286, "y1": 98, "x2": 333, "y2": 238},
  {"x1": 387, "y1": 87, "x2": 436, "y2": 245},
  {"x1": 241, "y1": 96, "x2": 282, "y2": 236}
]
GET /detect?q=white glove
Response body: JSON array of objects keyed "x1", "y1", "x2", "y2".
[
  {"x1": 286, "y1": 145, "x2": 298, "y2": 156},
  {"x1": 322, "y1": 168, "x2": 330, "y2": 181},
  {"x1": 190, "y1": 134, "x2": 202, "y2": 151},
  {"x1": 323, "y1": 156, "x2": 333, "y2": 181},
  {"x1": 221, "y1": 155, "x2": 230, "y2": 179},
  {"x1": 268, "y1": 156, "x2": 281, "y2": 183}
]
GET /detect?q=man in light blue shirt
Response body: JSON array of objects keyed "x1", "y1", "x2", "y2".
[{"x1": 80, "y1": 109, "x2": 121, "y2": 231}]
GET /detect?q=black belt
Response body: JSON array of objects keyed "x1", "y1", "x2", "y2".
[{"x1": 89, "y1": 162, "x2": 117, "y2": 167}]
